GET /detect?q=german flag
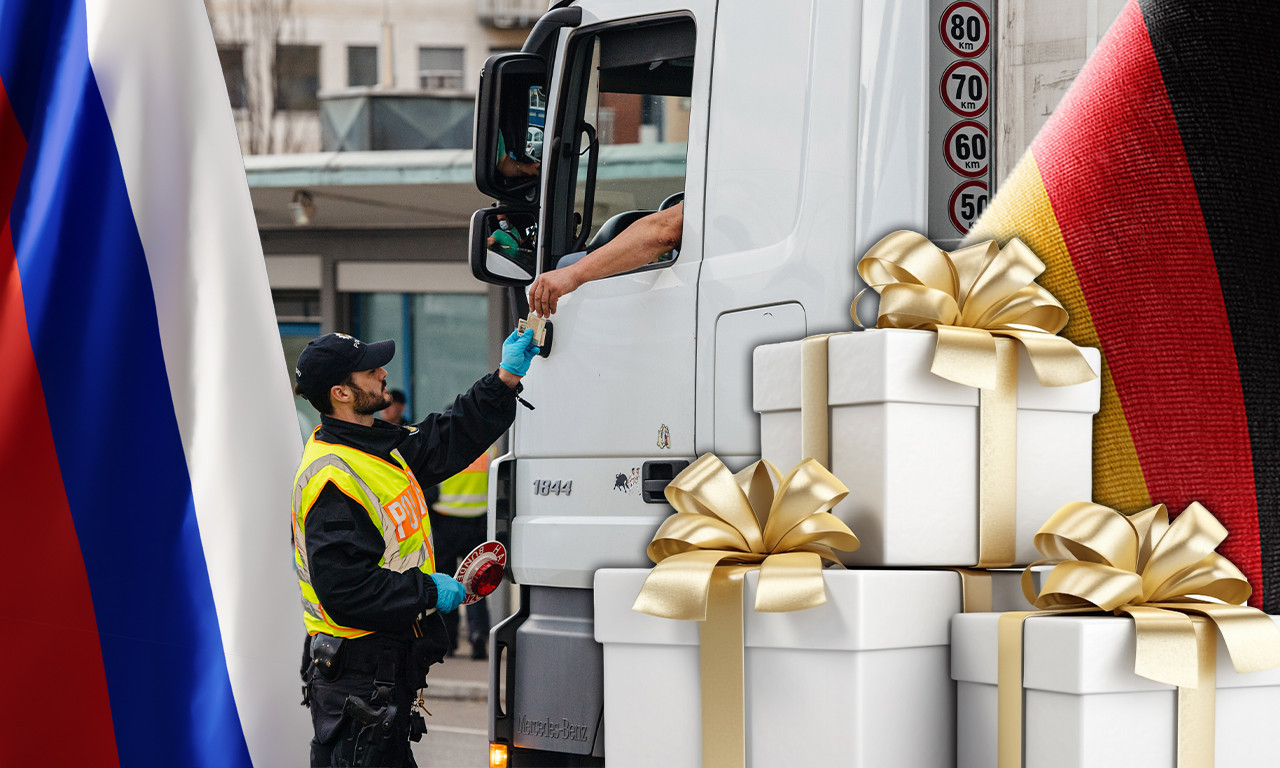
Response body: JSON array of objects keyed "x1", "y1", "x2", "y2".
[{"x1": 967, "y1": 1, "x2": 1280, "y2": 609}]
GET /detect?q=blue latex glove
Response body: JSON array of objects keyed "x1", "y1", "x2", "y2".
[
  {"x1": 500, "y1": 328, "x2": 540, "y2": 377},
  {"x1": 429, "y1": 572, "x2": 466, "y2": 614}
]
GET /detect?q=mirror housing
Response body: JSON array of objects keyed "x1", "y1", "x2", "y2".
[
  {"x1": 470, "y1": 206, "x2": 539, "y2": 287},
  {"x1": 475, "y1": 53, "x2": 548, "y2": 204}
]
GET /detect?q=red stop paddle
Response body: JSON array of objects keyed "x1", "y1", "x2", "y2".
[{"x1": 454, "y1": 541, "x2": 507, "y2": 605}]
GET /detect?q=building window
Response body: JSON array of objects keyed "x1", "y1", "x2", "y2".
[
  {"x1": 276, "y1": 44, "x2": 320, "y2": 111},
  {"x1": 218, "y1": 45, "x2": 247, "y2": 109},
  {"x1": 418, "y1": 47, "x2": 464, "y2": 91},
  {"x1": 352, "y1": 292, "x2": 489, "y2": 421},
  {"x1": 348, "y1": 45, "x2": 378, "y2": 88}
]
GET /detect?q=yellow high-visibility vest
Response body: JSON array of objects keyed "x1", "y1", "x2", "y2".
[
  {"x1": 292, "y1": 429, "x2": 436, "y2": 638},
  {"x1": 435, "y1": 450, "x2": 491, "y2": 518}
]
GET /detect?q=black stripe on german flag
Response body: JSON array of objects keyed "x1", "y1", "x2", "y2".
[{"x1": 1139, "y1": 0, "x2": 1280, "y2": 612}]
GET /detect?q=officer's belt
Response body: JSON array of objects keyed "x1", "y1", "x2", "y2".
[{"x1": 329, "y1": 634, "x2": 409, "y2": 677}]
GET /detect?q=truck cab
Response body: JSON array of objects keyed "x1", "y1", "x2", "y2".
[{"x1": 468, "y1": 1, "x2": 993, "y2": 764}]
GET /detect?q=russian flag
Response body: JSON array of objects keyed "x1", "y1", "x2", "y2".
[
  {"x1": 968, "y1": 1, "x2": 1280, "y2": 609},
  {"x1": 1, "y1": 0, "x2": 308, "y2": 764}
]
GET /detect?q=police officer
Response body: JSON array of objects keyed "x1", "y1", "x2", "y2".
[{"x1": 291, "y1": 329, "x2": 538, "y2": 767}]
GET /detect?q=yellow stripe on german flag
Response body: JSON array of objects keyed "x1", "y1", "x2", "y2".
[
  {"x1": 968, "y1": 0, "x2": 1278, "y2": 608},
  {"x1": 967, "y1": 153, "x2": 1152, "y2": 516}
]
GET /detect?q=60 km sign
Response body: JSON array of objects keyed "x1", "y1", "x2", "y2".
[
  {"x1": 940, "y1": 61, "x2": 989, "y2": 118},
  {"x1": 943, "y1": 121, "x2": 989, "y2": 178},
  {"x1": 940, "y1": 1, "x2": 990, "y2": 57}
]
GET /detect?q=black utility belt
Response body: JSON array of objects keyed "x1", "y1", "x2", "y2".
[{"x1": 310, "y1": 633, "x2": 411, "y2": 679}]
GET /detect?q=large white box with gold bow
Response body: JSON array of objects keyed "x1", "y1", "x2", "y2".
[
  {"x1": 753, "y1": 329, "x2": 1101, "y2": 567},
  {"x1": 952, "y1": 613, "x2": 1280, "y2": 768},
  {"x1": 595, "y1": 567, "x2": 962, "y2": 768}
]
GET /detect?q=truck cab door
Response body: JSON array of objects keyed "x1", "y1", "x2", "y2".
[{"x1": 510, "y1": 4, "x2": 712, "y2": 588}]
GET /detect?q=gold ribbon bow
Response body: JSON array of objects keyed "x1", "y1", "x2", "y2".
[
  {"x1": 855, "y1": 230, "x2": 1095, "y2": 389},
  {"x1": 998, "y1": 501, "x2": 1280, "y2": 767},
  {"x1": 633, "y1": 454, "x2": 860, "y2": 768}
]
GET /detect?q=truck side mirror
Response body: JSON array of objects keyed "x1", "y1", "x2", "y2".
[
  {"x1": 470, "y1": 207, "x2": 538, "y2": 287},
  {"x1": 475, "y1": 53, "x2": 548, "y2": 204}
]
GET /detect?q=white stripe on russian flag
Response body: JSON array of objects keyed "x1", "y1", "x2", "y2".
[{"x1": 85, "y1": 1, "x2": 309, "y2": 763}]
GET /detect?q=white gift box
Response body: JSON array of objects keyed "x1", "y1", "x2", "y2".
[
  {"x1": 595, "y1": 568, "x2": 961, "y2": 768},
  {"x1": 952, "y1": 612, "x2": 1280, "y2": 768},
  {"x1": 753, "y1": 329, "x2": 1101, "y2": 566}
]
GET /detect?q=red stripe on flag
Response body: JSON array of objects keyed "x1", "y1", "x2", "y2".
[
  {"x1": 1032, "y1": 3, "x2": 1261, "y2": 597},
  {"x1": 0, "y1": 78, "x2": 120, "y2": 765}
]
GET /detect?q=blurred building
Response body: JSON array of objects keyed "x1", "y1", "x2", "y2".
[
  {"x1": 209, "y1": 0, "x2": 1127, "y2": 435},
  {"x1": 206, "y1": 0, "x2": 542, "y2": 433}
]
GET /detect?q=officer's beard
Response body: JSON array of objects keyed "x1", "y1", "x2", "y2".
[{"x1": 352, "y1": 383, "x2": 393, "y2": 416}]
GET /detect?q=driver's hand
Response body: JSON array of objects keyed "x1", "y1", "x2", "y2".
[{"x1": 530, "y1": 270, "x2": 582, "y2": 317}]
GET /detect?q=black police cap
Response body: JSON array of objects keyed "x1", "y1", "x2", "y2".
[{"x1": 295, "y1": 333, "x2": 395, "y2": 399}]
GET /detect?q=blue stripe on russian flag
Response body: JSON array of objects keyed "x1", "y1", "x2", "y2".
[{"x1": 1, "y1": 1, "x2": 253, "y2": 764}]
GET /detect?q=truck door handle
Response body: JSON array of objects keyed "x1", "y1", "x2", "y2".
[
  {"x1": 536, "y1": 320, "x2": 552, "y2": 357},
  {"x1": 492, "y1": 457, "x2": 515, "y2": 580},
  {"x1": 640, "y1": 460, "x2": 690, "y2": 503}
]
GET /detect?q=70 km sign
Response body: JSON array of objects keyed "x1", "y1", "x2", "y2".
[{"x1": 941, "y1": 60, "x2": 989, "y2": 118}]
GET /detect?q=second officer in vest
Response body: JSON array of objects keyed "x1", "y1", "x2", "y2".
[
  {"x1": 292, "y1": 329, "x2": 538, "y2": 767},
  {"x1": 431, "y1": 448, "x2": 495, "y2": 659}
]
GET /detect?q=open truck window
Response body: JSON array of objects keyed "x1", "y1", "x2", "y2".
[{"x1": 547, "y1": 17, "x2": 695, "y2": 270}]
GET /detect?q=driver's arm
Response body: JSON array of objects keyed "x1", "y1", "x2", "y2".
[
  {"x1": 497, "y1": 154, "x2": 540, "y2": 178},
  {"x1": 530, "y1": 202, "x2": 683, "y2": 317}
]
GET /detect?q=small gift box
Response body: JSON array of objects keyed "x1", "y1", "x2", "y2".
[
  {"x1": 754, "y1": 329, "x2": 1100, "y2": 566},
  {"x1": 952, "y1": 501, "x2": 1280, "y2": 768},
  {"x1": 596, "y1": 567, "x2": 963, "y2": 768},
  {"x1": 755, "y1": 232, "x2": 1101, "y2": 568},
  {"x1": 952, "y1": 613, "x2": 1280, "y2": 768}
]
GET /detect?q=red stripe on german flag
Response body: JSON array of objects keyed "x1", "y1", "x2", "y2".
[{"x1": 970, "y1": 0, "x2": 1274, "y2": 607}]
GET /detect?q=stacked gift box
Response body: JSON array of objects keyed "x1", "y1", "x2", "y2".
[{"x1": 592, "y1": 232, "x2": 1280, "y2": 768}]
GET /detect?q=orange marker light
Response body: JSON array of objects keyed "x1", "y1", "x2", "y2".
[{"x1": 489, "y1": 743, "x2": 509, "y2": 768}]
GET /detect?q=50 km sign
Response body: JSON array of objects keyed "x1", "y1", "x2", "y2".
[{"x1": 948, "y1": 181, "x2": 989, "y2": 234}]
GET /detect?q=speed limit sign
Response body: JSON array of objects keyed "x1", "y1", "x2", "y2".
[
  {"x1": 940, "y1": 61, "x2": 989, "y2": 118},
  {"x1": 943, "y1": 121, "x2": 989, "y2": 178},
  {"x1": 940, "y1": 1, "x2": 990, "y2": 57},
  {"x1": 948, "y1": 180, "x2": 988, "y2": 235},
  {"x1": 930, "y1": 0, "x2": 994, "y2": 245}
]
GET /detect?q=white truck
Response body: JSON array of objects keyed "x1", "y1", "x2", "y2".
[{"x1": 467, "y1": 0, "x2": 1002, "y2": 764}]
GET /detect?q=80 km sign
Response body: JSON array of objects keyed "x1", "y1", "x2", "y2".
[{"x1": 940, "y1": 1, "x2": 990, "y2": 57}]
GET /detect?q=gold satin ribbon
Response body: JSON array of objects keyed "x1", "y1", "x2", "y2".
[
  {"x1": 952, "y1": 568, "x2": 994, "y2": 613},
  {"x1": 854, "y1": 231, "x2": 1096, "y2": 389},
  {"x1": 632, "y1": 454, "x2": 860, "y2": 768},
  {"x1": 854, "y1": 231, "x2": 1097, "y2": 567},
  {"x1": 800, "y1": 335, "x2": 840, "y2": 468},
  {"x1": 997, "y1": 501, "x2": 1280, "y2": 767}
]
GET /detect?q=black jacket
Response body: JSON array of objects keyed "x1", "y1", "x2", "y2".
[{"x1": 301, "y1": 370, "x2": 518, "y2": 636}]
